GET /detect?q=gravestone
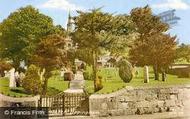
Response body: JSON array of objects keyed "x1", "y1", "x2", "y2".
[
  {"x1": 9, "y1": 68, "x2": 16, "y2": 88},
  {"x1": 144, "y1": 66, "x2": 149, "y2": 83}
]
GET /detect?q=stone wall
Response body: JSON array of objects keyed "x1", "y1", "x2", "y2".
[
  {"x1": 0, "y1": 94, "x2": 40, "y2": 107},
  {"x1": 89, "y1": 85, "x2": 190, "y2": 117}
]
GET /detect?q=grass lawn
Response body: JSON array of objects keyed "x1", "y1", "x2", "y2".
[
  {"x1": 85, "y1": 67, "x2": 190, "y2": 94},
  {"x1": 0, "y1": 77, "x2": 32, "y2": 97},
  {"x1": 1, "y1": 67, "x2": 190, "y2": 97}
]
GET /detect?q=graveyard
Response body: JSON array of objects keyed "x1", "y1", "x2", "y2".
[
  {"x1": 0, "y1": 2, "x2": 190, "y2": 118},
  {"x1": 1, "y1": 66, "x2": 190, "y2": 97}
]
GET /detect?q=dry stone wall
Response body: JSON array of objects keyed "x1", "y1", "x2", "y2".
[{"x1": 89, "y1": 86, "x2": 190, "y2": 117}]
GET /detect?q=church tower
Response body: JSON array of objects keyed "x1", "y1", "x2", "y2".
[
  {"x1": 65, "y1": 12, "x2": 73, "y2": 50},
  {"x1": 67, "y1": 11, "x2": 72, "y2": 34}
]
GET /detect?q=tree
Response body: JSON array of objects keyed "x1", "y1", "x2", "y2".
[
  {"x1": 0, "y1": 5, "x2": 57, "y2": 69},
  {"x1": 30, "y1": 34, "x2": 66, "y2": 95},
  {"x1": 72, "y1": 8, "x2": 132, "y2": 91},
  {"x1": 129, "y1": 6, "x2": 177, "y2": 81},
  {"x1": 176, "y1": 43, "x2": 190, "y2": 63}
]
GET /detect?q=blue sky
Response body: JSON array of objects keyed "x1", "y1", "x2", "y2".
[{"x1": 0, "y1": 0, "x2": 189, "y2": 44}]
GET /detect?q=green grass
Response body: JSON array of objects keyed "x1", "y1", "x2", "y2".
[
  {"x1": 0, "y1": 77, "x2": 32, "y2": 97},
  {"x1": 48, "y1": 75, "x2": 69, "y2": 91},
  {"x1": 1, "y1": 67, "x2": 190, "y2": 96},
  {"x1": 85, "y1": 67, "x2": 190, "y2": 94}
]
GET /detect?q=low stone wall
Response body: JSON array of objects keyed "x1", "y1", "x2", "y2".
[
  {"x1": 89, "y1": 85, "x2": 190, "y2": 117},
  {"x1": 0, "y1": 94, "x2": 40, "y2": 107}
]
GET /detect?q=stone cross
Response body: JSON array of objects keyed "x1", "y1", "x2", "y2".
[
  {"x1": 9, "y1": 68, "x2": 16, "y2": 88},
  {"x1": 144, "y1": 66, "x2": 149, "y2": 83}
]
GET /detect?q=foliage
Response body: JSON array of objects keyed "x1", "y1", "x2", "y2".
[
  {"x1": 95, "y1": 76, "x2": 103, "y2": 92},
  {"x1": 72, "y1": 8, "x2": 132, "y2": 91},
  {"x1": 0, "y1": 5, "x2": 65, "y2": 69},
  {"x1": 118, "y1": 59, "x2": 133, "y2": 83},
  {"x1": 22, "y1": 65, "x2": 42, "y2": 95},
  {"x1": 128, "y1": 6, "x2": 177, "y2": 80},
  {"x1": 0, "y1": 60, "x2": 12, "y2": 76},
  {"x1": 30, "y1": 34, "x2": 66, "y2": 95},
  {"x1": 175, "y1": 43, "x2": 190, "y2": 62}
]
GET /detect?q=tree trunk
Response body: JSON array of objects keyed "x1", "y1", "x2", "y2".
[
  {"x1": 161, "y1": 68, "x2": 166, "y2": 82},
  {"x1": 42, "y1": 78, "x2": 48, "y2": 96},
  {"x1": 153, "y1": 65, "x2": 159, "y2": 80},
  {"x1": 162, "y1": 72, "x2": 166, "y2": 81},
  {"x1": 92, "y1": 50, "x2": 98, "y2": 92}
]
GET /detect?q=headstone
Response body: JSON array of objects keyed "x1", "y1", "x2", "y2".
[
  {"x1": 9, "y1": 68, "x2": 16, "y2": 88},
  {"x1": 144, "y1": 66, "x2": 149, "y2": 83}
]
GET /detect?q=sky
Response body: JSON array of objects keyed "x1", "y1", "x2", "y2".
[{"x1": 0, "y1": 0, "x2": 189, "y2": 44}]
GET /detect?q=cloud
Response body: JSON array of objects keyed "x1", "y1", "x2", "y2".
[
  {"x1": 152, "y1": 0, "x2": 190, "y2": 10},
  {"x1": 39, "y1": 0, "x2": 84, "y2": 11}
]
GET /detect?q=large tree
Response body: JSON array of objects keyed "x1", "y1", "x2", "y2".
[
  {"x1": 0, "y1": 5, "x2": 64, "y2": 69},
  {"x1": 30, "y1": 34, "x2": 66, "y2": 95},
  {"x1": 129, "y1": 6, "x2": 177, "y2": 81},
  {"x1": 72, "y1": 8, "x2": 132, "y2": 91}
]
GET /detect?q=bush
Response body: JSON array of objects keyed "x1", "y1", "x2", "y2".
[
  {"x1": 0, "y1": 60, "x2": 12, "y2": 77},
  {"x1": 83, "y1": 66, "x2": 93, "y2": 80},
  {"x1": 22, "y1": 65, "x2": 42, "y2": 95},
  {"x1": 95, "y1": 76, "x2": 103, "y2": 92},
  {"x1": 118, "y1": 59, "x2": 133, "y2": 83},
  {"x1": 83, "y1": 71, "x2": 93, "y2": 80}
]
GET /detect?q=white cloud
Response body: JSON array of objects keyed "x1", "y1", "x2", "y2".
[
  {"x1": 152, "y1": 0, "x2": 190, "y2": 10},
  {"x1": 40, "y1": 0, "x2": 84, "y2": 11}
]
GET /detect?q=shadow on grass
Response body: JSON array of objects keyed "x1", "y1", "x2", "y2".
[
  {"x1": 10, "y1": 88, "x2": 29, "y2": 95},
  {"x1": 46, "y1": 87, "x2": 61, "y2": 96}
]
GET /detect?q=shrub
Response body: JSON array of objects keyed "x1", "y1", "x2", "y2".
[
  {"x1": 95, "y1": 76, "x2": 103, "y2": 92},
  {"x1": 118, "y1": 59, "x2": 133, "y2": 83},
  {"x1": 22, "y1": 65, "x2": 42, "y2": 95},
  {"x1": 0, "y1": 60, "x2": 12, "y2": 77},
  {"x1": 83, "y1": 71, "x2": 93, "y2": 80}
]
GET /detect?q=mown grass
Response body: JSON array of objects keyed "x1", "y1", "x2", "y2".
[{"x1": 1, "y1": 66, "x2": 190, "y2": 96}]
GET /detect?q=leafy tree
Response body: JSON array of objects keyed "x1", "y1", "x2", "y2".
[
  {"x1": 72, "y1": 8, "x2": 132, "y2": 91},
  {"x1": 176, "y1": 43, "x2": 190, "y2": 62},
  {"x1": 0, "y1": 5, "x2": 57, "y2": 69},
  {"x1": 30, "y1": 34, "x2": 66, "y2": 95},
  {"x1": 129, "y1": 6, "x2": 177, "y2": 81}
]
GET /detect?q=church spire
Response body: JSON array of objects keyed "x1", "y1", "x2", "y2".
[{"x1": 67, "y1": 11, "x2": 72, "y2": 34}]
